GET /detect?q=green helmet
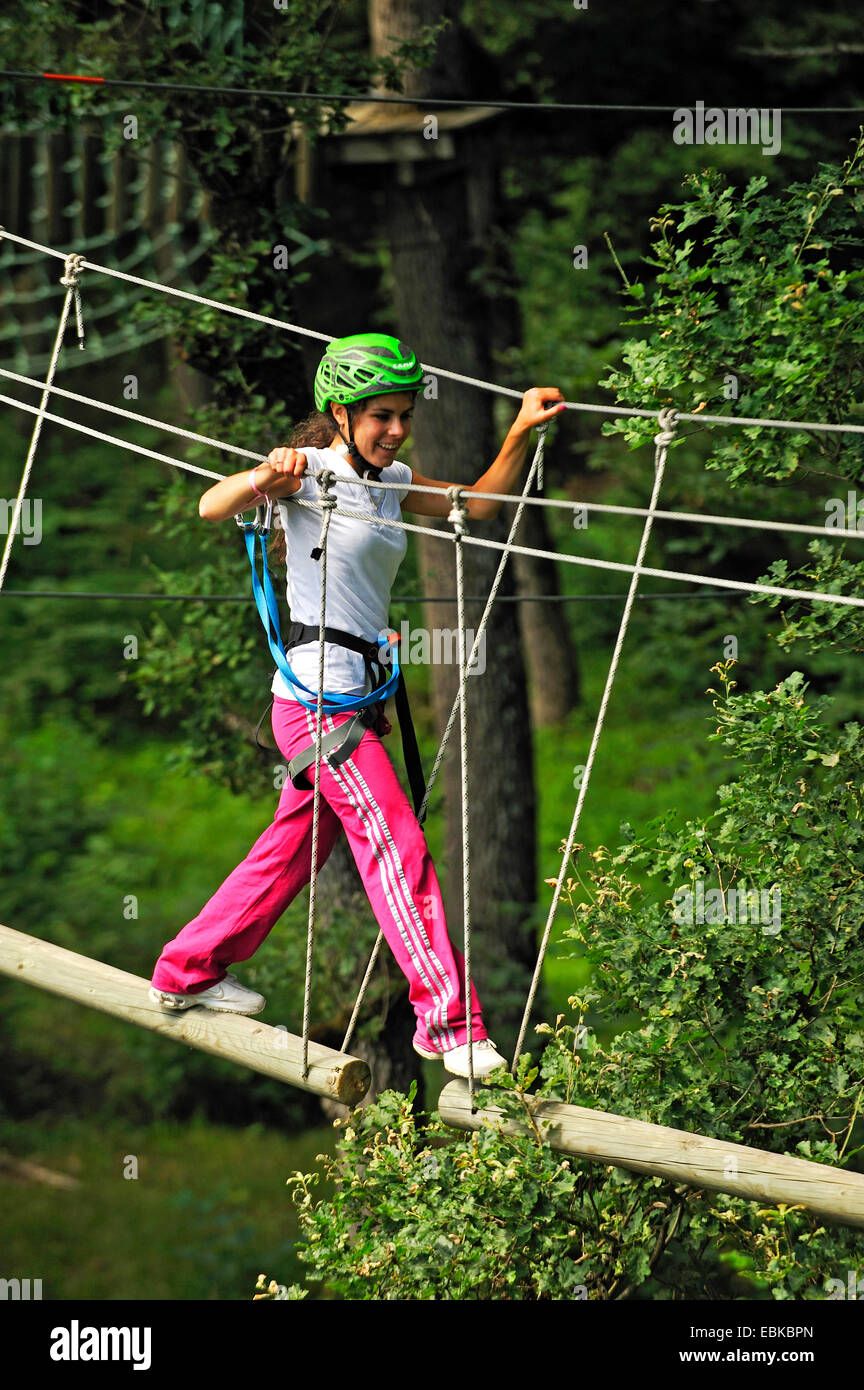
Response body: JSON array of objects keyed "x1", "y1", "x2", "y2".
[{"x1": 314, "y1": 333, "x2": 424, "y2": 414}]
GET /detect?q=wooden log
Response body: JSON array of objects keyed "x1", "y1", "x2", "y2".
[
  {"x1": 0, "y1": 924, "x2": 370, "y2": 1106},
  {"x1": 439, "y1": 1080, "x2": 864, "y2": 1231}
]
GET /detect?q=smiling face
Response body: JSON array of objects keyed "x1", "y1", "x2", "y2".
[{"x1": 331, "y1": 393, "x2": 415, "y2": 467}]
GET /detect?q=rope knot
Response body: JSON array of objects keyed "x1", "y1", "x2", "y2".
[
  {"x1": 59, "y1": 254, "x2": 86, "y2": 349},
  {"x1": 315, "y1": 469, "x2": 337, "y2": 509},
  {"x1": 60, "y1": 253, "x2": 85, "y2": 289},
  {"x1": 654, "y1": 408, "x2": 679, "y2": 448},
  {"x1": 310, "y1": 470, "x2": 337, "y2": 559},
  {"x1": 447, "y1": 485, "x2": 469, "y2": 536}
]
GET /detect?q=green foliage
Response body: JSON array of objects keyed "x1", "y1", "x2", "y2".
[
  {"x1": 283, "y1": 1077, "x2": 593, "y2": 1301},
  {"x1": 751, "y1": 538, "x2": 864, "y2": 666},
  {"x1": 273, "y1": 662, "x2": 864, "y2": 1300},
  {"x1": 601, "y1": 133, "x2": 864, "y2": 486}
]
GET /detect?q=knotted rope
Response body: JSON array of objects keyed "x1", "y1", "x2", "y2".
[
  {"x1": 512, "y1": 409, "x2": 680, "y2": 1069},
  {"x1": 302, "y1": 470, "x2": 337, "y2": 1081},
  {"x1": 0, "y1": 253, "x2": 86, "y2": 593}
]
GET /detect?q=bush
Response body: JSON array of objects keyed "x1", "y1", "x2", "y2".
[{"x1": 274, "y1": 662, "x2": 864, "y2": 1300}]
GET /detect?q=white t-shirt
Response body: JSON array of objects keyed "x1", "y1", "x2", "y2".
[{"x1": 271, "y1": 446, "x2": 413, "y2": 701}]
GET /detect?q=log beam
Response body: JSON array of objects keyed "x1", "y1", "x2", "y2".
[
  {"x1": 438, "y1": 1080, "x2": 864, "y2": 1230},
  {"x1": 0, "y1": 924, "x2": 370, "y2": 1106}
]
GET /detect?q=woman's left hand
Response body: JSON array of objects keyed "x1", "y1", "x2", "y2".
[{"x1": 511, "y1": 387, "x2": 567, "y2": 434}]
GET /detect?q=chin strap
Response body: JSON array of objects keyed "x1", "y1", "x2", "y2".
[{"x1": 332, "y1": 412, "x2": 383, "y2": 481}]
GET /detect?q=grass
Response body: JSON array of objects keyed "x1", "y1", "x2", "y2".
[
  {"x1": 531, "y1": 642, "x2": 729, "y2": 1020},
  {"x1": 0, "y1": 1114, "x2": 338, "y2": 1301}
]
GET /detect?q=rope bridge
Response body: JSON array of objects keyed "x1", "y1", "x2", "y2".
[{"x1": 2, "y1": 230, "x2": 864, "y2": 1230}]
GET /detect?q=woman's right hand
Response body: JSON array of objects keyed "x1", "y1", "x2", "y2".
[
  {"x1": 198, "y1": 449, "x2": 308, "y2": 521},
  {"x1": 265, "y1": 446, "x2": 308, "y2": 477}
]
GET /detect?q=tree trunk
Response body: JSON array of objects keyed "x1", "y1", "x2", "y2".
[{"x1": 512, "y1": 500, "x2": 581, "y2": 725}]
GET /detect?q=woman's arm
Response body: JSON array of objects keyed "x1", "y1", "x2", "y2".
[
  {"x1": 198, "y1": 449, "x2": 309, "y2": 522},
  {"x1": 401, "y1": 387, "x2": 566, "y2": 521}
]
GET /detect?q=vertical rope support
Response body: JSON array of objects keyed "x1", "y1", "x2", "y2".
[
  {"x1": 511, "y1": 409, "x2": 680, "y2": 1070},
  {"x1": 341, "y1": 427, "x2": 549, "y2": 1057},
  {"x1": 0, "y1": 251, "x2": 85, "y2": 594},
  {"x1": 448, "y1": 486, "x2": 475, "y2": 1104},
  {"x1": 340, "y1": 922, "x2": 384, "y2": 1055},
  {"x1": 419, "y1": 425, "x2": 548, "y2": 819},
  {"x1": 302, "y1": 472, "x2": 336, "y2": 1081}
]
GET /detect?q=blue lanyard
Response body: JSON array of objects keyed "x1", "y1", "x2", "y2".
[{"x1": 242, "y1": 516, "x2": 402, "y2": 714}]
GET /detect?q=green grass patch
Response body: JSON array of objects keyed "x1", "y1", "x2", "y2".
[{"x1": 0, "y1": 1114, "x2": 338, "y2": 1300}]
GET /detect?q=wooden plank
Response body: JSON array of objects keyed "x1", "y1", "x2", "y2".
[
  {"x1": 439, "y1": 1080, "x2": 864, "y2": 1231},
  {"x1": 0, "y1": 924, "x2": 370, "y2": 1106}
]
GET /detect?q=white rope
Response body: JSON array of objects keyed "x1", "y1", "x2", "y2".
[
  {"x1": 3, "y1": 388, "x2": 861, "y2": 610},
  {"x1": 340, "y1": 424, "x2": 548, "y2": 1057},
  {"x1": 0, "y1": 366, "x2": 268, "y2": 469},
  {"x1": 419, "y1": 426, "x2": 549, "y2": 818},
  {"x1": 512, "y1": 408, "x2": 679, "y2": 1069},
  {"x1": 448, "y1": 486, "x2": 475, "y2": 1102},
  {"x1": 295, "y1": 495, "x2": 864, "y2": 610},
  {"x1": 302, "y1": 472, "x2": 337, "y2": 1082},
  {"x1": 0, "y1": 393, "x2": 225, "y2": 481},
  {"x1": 0, "y1": 253, "x2": 85, "y2": 593},
  {"x1": 8, "y1": 372, "x2": 864, "y2": 556},
  {"x1": 6, "y1": 368, "x2": 864, "y2": 545},
  {"x1": 4, "y1": 226, "x2": 864, "y2": 437}
]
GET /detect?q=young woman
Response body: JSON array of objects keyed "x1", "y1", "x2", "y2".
[{"x1": 149, "y1": 333, "x2": 565, "y2": 1079}]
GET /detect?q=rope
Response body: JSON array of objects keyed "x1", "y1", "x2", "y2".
[
  {"x1": 0, "y1": 365, "x2": 269, "y2": 469},
  {"x1": 340, "y1": 428, "x2": 548, "y2": 1057},
  {"x1": 302, "y1": 471, "x2": 337, "y2": 1082},
  {"x1": 448, "y1": 485, "x2": 475, "y2": 1102},
  {"x1": 4, "y1": 69, "x2": 863, "y2": 115},
  {"x1": 419, "y1": 426, "x2": 549, "y2": 819},
  {"x1": 5, "y1": 228, "x2": 864, "y2": 437},
  {"x1": 294, "y1": 494, "x2": 864, "y2": 609},
  {"x1": 0, "y1": 587, "x2": 736, "y2": 605},
  {"x1": 3, "y1": 383, "x2": 863, "y2": 609},
  {"x1": 60, "y1": 255, "x2": 86, "y2": 350},
  {"x1": 7, "y1": 367, "x2": 864, "y2": 553},
  {"x1": 512, "y1": 409, "x2": 680, "y2": 1070},
  {"x1": 10, "y1": 363, "x2": 864, "y2": 535},
  {"x1": 0, "y1": 253, "x2": 84, "y2": 594},
  {"x1": 0, "y1": 392, "x2": 225, "y2": 480}
]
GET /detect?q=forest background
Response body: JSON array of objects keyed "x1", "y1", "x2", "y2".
[{"x1": 0, "y1": 0, "x2": 863, "y2": 1302}]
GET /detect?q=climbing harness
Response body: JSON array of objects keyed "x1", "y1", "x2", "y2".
[{"x1": 238, "y1": 488, "x2": 428, "y2": 820}]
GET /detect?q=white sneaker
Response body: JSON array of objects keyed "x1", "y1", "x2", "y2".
[
  {"x1": 149, "y1": 973, "x2": 266, "y2": 1016},
  {"x1": 413, "y1": 1038, "x2": 508, "y2": 1079}
]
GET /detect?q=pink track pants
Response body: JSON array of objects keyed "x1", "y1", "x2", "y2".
[{"x1": 150, "y1": 696, "x2": 486, "y2": 1053}]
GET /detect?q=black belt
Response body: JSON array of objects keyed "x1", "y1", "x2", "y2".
[{"x1": 282, "y1": 621, "x2": 428, "y2": 823}]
